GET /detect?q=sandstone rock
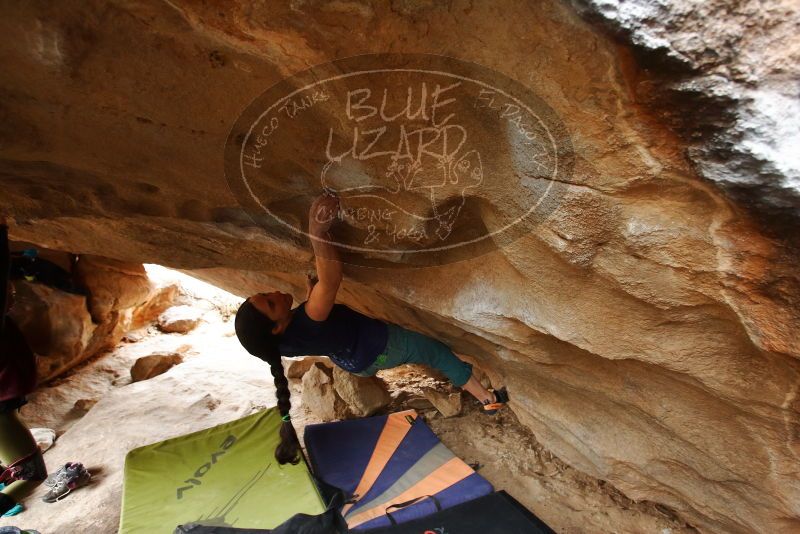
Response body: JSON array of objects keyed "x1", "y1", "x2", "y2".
[
  {"x1": 72, "y1": 398, "x2": 98, "y2": 413},
  {"x1": 130, "y1": 353, "x2": 184, "y2": 382},
  {"x1": 576, "y1": 0, "x2": 800, "y2": 238},
  {"x1": 283, "y1": 356, "x2": 332, "y2": 379},
  {"x1": 157, "y1": 306, "x2": 203, "y2": 334},
  {"x1": 130, "y1": 283, "x2": 180, "y2": 329},
  {"x1": 80, "y1": 309, "x2": 133, "y2": 362},
  {"x1": 1, "y1": 1, "x2": 799, "y2": 532},
  {"x1": 6, "y1": 244, "x2": 180, "y2": 381},
  {"x1": 8, "y1": 281, "x2": 95, "y2": 380},
  {"x1": 74, "y1": 255, "x2": 152, "y2": 323},
  {"x1": 405, "y1": 396, "x2": 434, "y2": 411},
  {"x1": 332, "y1": 366, "x2": 391, "y2": 417},
  {"x1": 422, "y1": 388, "x2": 463, "y2": 418},
  {"x1": 301, "y1": 363, "x2": 347, "y2": 422},
  {"x1": 122, "y1": 330, "x2": 146, "y2": 343}
]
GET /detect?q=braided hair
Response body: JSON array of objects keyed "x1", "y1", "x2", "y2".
[{"x1": 234, "y1": 299, "x2": 300, "y2": 465}]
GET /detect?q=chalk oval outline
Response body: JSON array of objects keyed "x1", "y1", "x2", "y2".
[{"x1": 227, "y1": 54, "x2": 572, "y2": 259}]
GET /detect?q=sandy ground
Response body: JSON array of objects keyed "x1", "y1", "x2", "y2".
[{"x1": 1, "y1": 268, "x2": 695, "y2": 533}]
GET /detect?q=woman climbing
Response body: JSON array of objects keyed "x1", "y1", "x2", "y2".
[{"x1": 234, "y1": 194, "x2": 508, "y2": 465}]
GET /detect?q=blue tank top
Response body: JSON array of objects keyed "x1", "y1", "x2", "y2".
[{"x1": 278, "y1": 302, "x2": 389, "y2": 373}]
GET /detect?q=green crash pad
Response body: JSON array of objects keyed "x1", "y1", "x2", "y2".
[{"x1": 119, "y1": 409, "x2": 325, "y2": 533}]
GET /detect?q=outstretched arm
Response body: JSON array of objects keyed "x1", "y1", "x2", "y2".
[{"x1": 305, "y1": 194, "x2": 342, "y2": 321}]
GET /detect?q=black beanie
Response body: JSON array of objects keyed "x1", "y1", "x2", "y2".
[{"x1": 234, "y1": 299, "x2": 279, "y2": 361}]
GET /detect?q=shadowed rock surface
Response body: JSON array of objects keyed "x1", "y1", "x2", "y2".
[
  {"x1": 575, "y1": 0, "x2": 800, "y2": 241},
  {"x1": 0, "y1": 1, "x2": 798, "y2": 532},
  {"x1": 7, "y1": 246, "x2": 178, "y2": 381}
]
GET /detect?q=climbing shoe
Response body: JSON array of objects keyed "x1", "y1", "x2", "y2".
[
  {"x1": 482, "y1": 387, "x2": 509, "y2": 415},
  {"x1": 41, "y1": 462, "x2": 91, "y2": 503},
  {"x1": 43, "y1": 462, "x2": 82, "y2": 488}
]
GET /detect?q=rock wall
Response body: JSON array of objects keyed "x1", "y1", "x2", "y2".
[
  {"x1": 574, "y1": 0, "x2": 800, "y2": 240},
  {"x1": 0, "y1": 1, "x2": 798, "y2": 532},
  {"x1": 8, "y1": 246, "x2": 177, "y2": 381}
]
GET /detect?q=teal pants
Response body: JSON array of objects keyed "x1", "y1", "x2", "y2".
[{"x1": 355, "y1": 324, "x2": 473, "y2": 387}]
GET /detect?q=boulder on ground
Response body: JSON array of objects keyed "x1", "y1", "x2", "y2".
[
  {"x1": 157, "y1": 305, "x2": 203, "y2": 334},
  {"x1": 422, "y1": 388, "x2": 463, "y2": 417},
  {"x1": 332, "y1": 366, "x2": 391, "y2": 417},
  {"x1": 122, "y1": 330, "x2": 146, "y2": 343},
  {"x1": 73, "y1": 398, "x2": 98, "y2": 413},
  {"x1": 283, "y1": 356, "x2": 332, "y2": 379},
  {"x1": 301, "y1": 363, "x2": 347, "y2": 421},
  {"x1": 130, "y1": 353, "x2": 184, "y2": 382}
]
